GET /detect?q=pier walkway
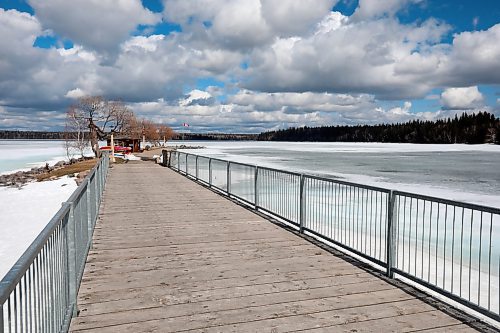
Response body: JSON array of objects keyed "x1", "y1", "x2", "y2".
[{"x1": 69, "y1": 160, "x2": 487, "y2": 332}]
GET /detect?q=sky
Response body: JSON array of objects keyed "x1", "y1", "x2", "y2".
[{"x1": 0, "y1": 0, "x2": 499, "y2": 133}]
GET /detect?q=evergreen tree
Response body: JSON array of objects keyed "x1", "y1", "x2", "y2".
[{"x1": 258, "y1": 112, "x2": 500, "y2": 144}]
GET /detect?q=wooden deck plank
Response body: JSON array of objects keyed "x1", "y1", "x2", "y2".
[{"x1": 69, "y1": 161, "x2": 486, "y2": 332}]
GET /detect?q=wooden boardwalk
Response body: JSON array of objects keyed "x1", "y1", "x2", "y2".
[{"x1": 69, "y1": 160, "x2": 489, "y2": 332}]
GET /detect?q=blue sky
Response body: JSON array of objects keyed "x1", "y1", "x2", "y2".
[{"x1": 0, "y1": 0, "x2": 499, "y2": 132}]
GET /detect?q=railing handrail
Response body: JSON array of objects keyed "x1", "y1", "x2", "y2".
[{"x1": 393, "y1": 190, "x2": 500, "y2": 214}]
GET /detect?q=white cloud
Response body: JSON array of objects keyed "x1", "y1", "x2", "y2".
[
  {"x1": 261, "y1": 0, "x2": 337, "y2": 36},
  {"x1": 64, "y1": 88, "x2": 87, "y2": 99},
  {"x1": 57, "y1": 46, "x2": 97, "y2": 62},
  {"x1": 388, "y1": 101, "x2": 412, "y2": 115},
  {"x1": 0, "y1": 9, "x2": 86, "y2": 107},
  {"x1": 163, "y1": 0, "x2": 336, "y2": 47},
  {"x1": 441, "y1": 86, "x2": 484, "y2": 110},
  {"x1": 28, "y1": 0, "x2": 160, "y2": 55},
  {"x1": 122, "y1": 35, "x2": 165, "y2": 52},
  {"x1": 244, "y1": 15, "x2": 451, "y2": 99},
  {"x1": 443, "y1": 24, "x2": 500, "y2": 86},
  {"x1": 229, "y1": 90, "x2": 375, "y2": 113},
  {"x1": 180, "y1": 90, "x2": 214, "y2": 107},
  {"x1": 352, "y1": 0, "x2": 423, "y2": 20},
  {"x1": 316, "y1": 11, "x2": 348, "y2": 35}
]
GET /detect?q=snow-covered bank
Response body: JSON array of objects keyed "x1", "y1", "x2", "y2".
[{"x1": 0, "y1": 176, "x2": 78, "y2": 280}]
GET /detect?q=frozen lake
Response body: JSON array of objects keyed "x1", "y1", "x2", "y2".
[
  {"x1": 0, "y1": 140, "x2": 101, "y2": 174},
  {"x1": 173, "y1": 141, "x2": 500, "y2": 208},
  {"x1": 0, "y1": 140, "x2": 70, "y2": 174}
]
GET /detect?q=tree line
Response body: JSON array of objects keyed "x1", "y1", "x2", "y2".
[
  {"x1": 258, "y1": 112, "x2": 500, "y2": 144},
  {"x1": 0, "y1": 131, "x2": 66, "y2": 140}
]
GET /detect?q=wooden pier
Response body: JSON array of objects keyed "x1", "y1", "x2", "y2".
[{"x1": 69, "y1": 160, "x2": 491, "y2": 332}]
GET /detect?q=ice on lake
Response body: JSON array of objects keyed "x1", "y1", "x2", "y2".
[{"x1": 174, "y1": 141, "x2": 500, "y2": 208}]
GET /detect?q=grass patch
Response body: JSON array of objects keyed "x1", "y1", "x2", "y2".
[{"x1": 37, "y1": 159, "x2": 98, "y2": 181}]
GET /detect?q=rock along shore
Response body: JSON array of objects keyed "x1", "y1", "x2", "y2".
[{"x1": 0, "y1": 157, "x2": 90, "y2": 188}]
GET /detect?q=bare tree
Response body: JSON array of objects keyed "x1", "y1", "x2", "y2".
[
  {"x1": 69, "y1": 96, "x2": 135, "y2": 157},
  {"x1": 64, "y1": 106, "x2": 89, "y2": 160},
  {"x1": 158, "y1": 124, "x2": 175, "y2": 145},
  {"x1": 142, "y1": 119, "x2": 160, "y2": 146},
  {"x1": 141, "y1": 121, "x2": 175, "y2": 147}
]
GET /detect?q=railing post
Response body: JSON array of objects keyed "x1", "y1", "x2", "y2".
[
  {"x1": 94, "y1": 171, "x2": 99, "y2": 215},
  {"x1": 86, "y1": 182, "x2": 93, "y2": 244},
  {"x1": 195, "y1": 156, "x2": 199, "y2": 180},
  {"x1": 386, "y1": 190, "x2": 396, "y2": 278},
  {"x1": 254, "y1": 166, "x2": 259, "y2": 209},
  {"x1": 299, "y1": 174, "x2": 305, "y2": 233},
  {"x1": 227, "y1": 162, "x2": 231, "y2": 194},
  {"x1": 63, "y1": 202, "x2": 78, "y2": 317},
  {"x1": 185, "y1": 153, "x2": 188, "y2": 174},
  {"x1": 0, "y1": 303, "x2": 4, "y2": 333},
  {"x1": 162, "y1": 150, "x2": 168, "y2": 167},
  {"x1": 208, "y1": 158, "x2": 212, "y2": 187},
  {"x1": 97, "y1": 160, "x2": 102, "y2": 201}
]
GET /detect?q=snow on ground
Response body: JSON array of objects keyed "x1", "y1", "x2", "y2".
[{"x1": 0, "y1": 177, "x2": 78, "y2": 280}]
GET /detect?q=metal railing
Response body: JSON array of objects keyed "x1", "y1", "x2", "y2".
[
  {"x1": 0, "y1": 155, "x2": 109, "y2": 333},
  {"x1": 164, "y1": 150, "x2": 500, "y2": 323}
]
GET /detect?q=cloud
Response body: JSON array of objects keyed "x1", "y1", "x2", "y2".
[
  {"x1": 180, "y1": 90, "x2": 215, "y2": 106},
  {"x1": 260, "y1": 0, "x2": 337, "y2": 36},
  {"x1": 64, "y1": 88, "x2": 87, "y2": 99},
  {"x1": 352, "y1": 0, "x2": 423, "y2": 20},
  {"x1": 243, "y1": 14, "x2": 451, "y2": 100},
  {"x1": 162, "y1": 0, "x2": 336, "y2": 50},
  {"x1": 442, "y1": 24, "x2": 500, "y2": 86},
  {"x1": 0, "y1": 9, "x2": 81, "y2": 108},
  {"x1": 440, "y1": 86, "x2": 484, "y2": 110},
  {"x1": 229, "y1": 90, "x2": 375, "y2": 113},
  {"x1": 388, "y1": 101, "x2": 412, "y2": 115},
  {"x1": 28, "y1": 0, "x2": 160, "y2": 56}
]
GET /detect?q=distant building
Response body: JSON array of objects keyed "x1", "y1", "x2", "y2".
[{"x1": 106, "y1": 135, "x2": 141, "y2": 152}]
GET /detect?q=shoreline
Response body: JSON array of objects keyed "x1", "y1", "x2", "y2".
[{"x1": 0, "y1": 157, "x2": 96, "y2": 188}]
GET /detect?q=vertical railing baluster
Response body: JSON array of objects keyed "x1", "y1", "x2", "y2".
[
  {"x1": 254, "y1": 166, "x2": 259, "y2": 209},
  {"x1": 86, "y1": 182, "x2": 92, "y2": 247},
  {"x1": 63, "y1": 202, "x2": 78, "y2": 317},
  {"x1": 0, "y1": 303, "x2": 3, "y2": 333},
  {"x1": 227, "y1": 162, "x2": 231, "y2": 194},
  {"x1": 209, "y1": 158, "x2": 212, "y2": 187},
  {"x1": 299, "y1": 175, "x2": 305, "y2": 234},
  {"x1": 195, "y1": 156, "x2": 199, "y2": 180},
  {"x1": 386, "y1": 191, "x2": 396, "y2": 278}
]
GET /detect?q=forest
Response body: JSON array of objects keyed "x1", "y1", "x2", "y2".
[{"x1": 258, "y1": 112, "x2": 500, "y2": 144}]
